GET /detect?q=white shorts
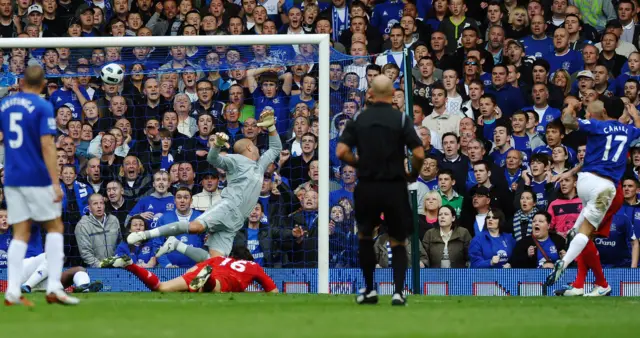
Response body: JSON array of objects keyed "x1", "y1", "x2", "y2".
[
  {"x1": 5, "y1": 186, "x2": 62, "y2": 224},
  {"x1": 575, "y1": 172, "x2": 616, "y2": 229},
  {"x1": 21, "y1": 253, "x2": 46, "y2": 285}
]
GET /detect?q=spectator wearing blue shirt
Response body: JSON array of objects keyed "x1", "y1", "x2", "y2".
[
  {"x1": 509, "y1": 211, "x2": 566, "y2": 268},
  {"x1": 60, "y1": 164, "x2": 93, "y2": 217},
  {"x1": 615, "y1": 52, "x2": 640, "y2": 96},
  {"x1": 288, "y1": 74, "x2": 316, "y2": 113},
  {"x1": 0, "y1": 209, "x2": 10, "y2": 268},
  {"x1": 621, "y1": 177, "x2": 640, "y2": 240},
  {"x1": 511, "y1": 110, "x2": 544, "y2": 162},
  {"x1": 423, "y1": 0, "x2": 446, "y2": 32},
  {"x1": 523, "y1": 83, "x2": 562, "y2": 134},
  {"x1": 533, "y1": 119, "x2": 577, "y2": 166},
  {"x1": 515, "y1": 154, "x2": 556, "y2": 212},
  {"x1": 521, "y1": 15, "x2": 554, "y2": 59},
  {"x1": 154, "y1": 187, "x2": 204, "y2": 268},
  {"x1": 469, "y1": 208, "x2": 515, "y2": 268},
  {"x1": 49, "y1": 69, "x2": 90, "y2": 120},
  {"x1": 477, "y1": 93, "x2": 501, "y2": 142},
  {"x1": 595, "y1": 210, "x2": 638, "y2": 268},
  {"x1": 126, "y1": 170, "x2": 175, "y2": 229},
  {"x1": 484, "y1": 65, "x2": 525, "y2": 119},
  {"x1": 159, "y1": 129, "x2": 175, "y2": 172},
  {"x1": 219, "y1": 103, "x2": 245, "y2": 151},
  {"x1": 547, "y1": 28, "x2": 584, "y2": 78},
  {"x1": 115, "y1": 215, "x2": 158, "y2": 268},
  {"x1": 330, "y1": 164, "x2": 356, "y2": 206},
  {"x1": 247, "y1": 68, "x2": 293, "y2": 134},
  {"x1": 489, "y1": 121, "x2": 514, "y2": 168},
  {"x1": 370, "y1": 0, "x2": 404, "y2": 36},
  {"x1": 234, "y1": 203, "x2": 288, "y2": 267}
]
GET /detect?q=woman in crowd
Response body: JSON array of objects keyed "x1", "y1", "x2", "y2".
[
  {"x1": 115, "y1": 215, "x2": 158, "y2": 268},
  {"x1": 420, "y1": 191, "x2": 442, "y2": 240},
  {"x1": 513, "y1": 187, "x2": 538, "y2": 241},
  {"x1": 422, "y1": 205, "x2": 471, "y2": 268},
  {"x1": 469, "y1": 208, "x2": 515, "y2": 268},
  {"x1": 551, "y1": 146, "x2": 570, "y2": 177},
  {"x1": 510, "y1": 211, "x2": 566, "y2": 268}
]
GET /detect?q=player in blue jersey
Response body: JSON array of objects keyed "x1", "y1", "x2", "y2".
[
  {"x1": 0, "y1": 65, "x2": 79, "y2": 306},
  {"x1": 546, "y1": 100, "x2": 640, "y2": 292}
]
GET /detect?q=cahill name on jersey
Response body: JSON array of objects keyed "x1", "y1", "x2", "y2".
[
  {"x1": 0, "y1": 93, "x2": 57, "y2": 187},
  {"x1": 579, "y1": 119, "x2": 640, "y2": 184}
]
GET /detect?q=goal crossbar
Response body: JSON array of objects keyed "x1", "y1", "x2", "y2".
[{"x1": 0, "y1": 34, "x2": 332, "y2": 294}]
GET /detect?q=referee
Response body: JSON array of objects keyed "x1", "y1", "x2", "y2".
[{"x1": 336, "y1": 75, "x2": 425, "y2": 306}]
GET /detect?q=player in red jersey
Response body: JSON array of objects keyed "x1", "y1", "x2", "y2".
[{"x1": 100, "y1": 247, "x2": 278, "y2": 293}]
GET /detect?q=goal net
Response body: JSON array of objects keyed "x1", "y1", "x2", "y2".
[{"x1": 0, "y1": 34, "x2": 367, "y2": 294}]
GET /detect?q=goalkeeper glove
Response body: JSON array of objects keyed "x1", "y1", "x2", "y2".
[
  {"x1": 257, "y1": 109, "x2": 276, "y2": 132},
  {"x1": 213, "y1": 132, "x2": 229, "y2": 148}
]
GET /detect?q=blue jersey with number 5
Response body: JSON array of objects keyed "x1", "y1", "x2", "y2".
[
  {"x1": 579, "y1": 119, "x2": 640, "y2": 184},
  {"x1": 0, "y1": 93, "x2": 56, "y2": 187}
]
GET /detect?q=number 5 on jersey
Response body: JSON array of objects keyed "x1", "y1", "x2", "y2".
[{"x1": 9, "y1": 112, "x2": 22, "y2": 149}]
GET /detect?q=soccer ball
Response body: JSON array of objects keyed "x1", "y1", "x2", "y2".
[{"x1": 100, "y1": 63, "x2": 124, "y2": 85}]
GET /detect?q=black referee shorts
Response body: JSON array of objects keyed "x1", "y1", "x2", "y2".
[{"x1": 353, "y1": 181, "x2": 413, "y2": 242}]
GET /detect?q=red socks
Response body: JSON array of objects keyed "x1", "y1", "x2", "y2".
[
  {"x1": 571, "y1": 241, "x2": 609, "y2": 289},
  {"x1": 583, "y1": 241, "x2": 608, "y2": 288},
  {"x1": 573, "y1": 254, "x2": 587, "y2": 289},
  {"x1": 125, "y1": 264, "x2": 160, "y2": 291}
]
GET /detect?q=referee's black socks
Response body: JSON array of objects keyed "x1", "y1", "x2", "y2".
[
  {"x1": 391, "y1": 245, "x2": 407, "y2": 295},
  {"x1": 358, "y1": 238, "x2": 375, "y2": 292}
]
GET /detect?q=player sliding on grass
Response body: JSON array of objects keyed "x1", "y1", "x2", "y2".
[
  {"x1": 100, "y1": 247, "x2": 278, "y2": 293},
  {"x1": 546, "y1": 101, "x2": 640, "y2": 295},
  {"x1": 127, "y1": 109, "x2": 281, "y2": 259}
]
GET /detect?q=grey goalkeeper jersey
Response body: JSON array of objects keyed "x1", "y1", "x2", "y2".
[{"x1": 206, "y1": 134, "x2": 282, "y2": 220}]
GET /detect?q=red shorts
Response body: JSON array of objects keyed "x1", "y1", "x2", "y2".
[
  {"x1": 181, "y1": 260, "x2": 219, "y2": 293},
  {"x1": 594, "y1": 183, "x2": 624, "y2": 238}
]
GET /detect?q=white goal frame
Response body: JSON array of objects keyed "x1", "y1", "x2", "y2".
[{"x1": 0, "y1": 34, "x2": 332, "y2": 294}]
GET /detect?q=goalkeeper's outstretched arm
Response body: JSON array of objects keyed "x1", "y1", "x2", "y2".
[
  {"x1": 207, "y1": 133, "x2": 234, "y2": 171},
  {"x1": 257, "y1": 110, "x2": 282, "y2": 171}
]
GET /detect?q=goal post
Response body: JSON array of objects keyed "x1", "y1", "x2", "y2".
[{"x1": 0, "y1": 34, "x2": 332, "y2": 294}]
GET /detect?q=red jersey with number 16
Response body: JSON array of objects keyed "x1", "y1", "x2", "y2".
[{"x1": 208, "y1": 256, "x2": 277, "y2": 292}]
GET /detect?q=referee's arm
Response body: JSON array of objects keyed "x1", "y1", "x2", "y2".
[
  {"x1": 336, "y1": 120, "x2": 359, "y2": 166},
  {"x1": 403, "y1": 115, "x2": 425, "y2": 180}
]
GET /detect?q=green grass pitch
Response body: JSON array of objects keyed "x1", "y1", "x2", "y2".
[{"x1": 2, "y1": 293, "x2": 638, "y2": 338}]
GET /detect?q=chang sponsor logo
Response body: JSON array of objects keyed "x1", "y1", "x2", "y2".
[{"x1": 595, "y1": 238, "x2": 616, "y2": 247}]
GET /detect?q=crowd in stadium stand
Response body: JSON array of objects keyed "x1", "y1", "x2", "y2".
[{"x1": 0, "y1": 0, "x2": 640, "y2": 271}]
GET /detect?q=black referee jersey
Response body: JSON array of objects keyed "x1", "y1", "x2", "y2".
[
  {"x1": 338, "y1": 102, "x2": 422, "y2": 182},
  {"x1": 338, "y1": 102, "x2": 423, "y2": 240}
]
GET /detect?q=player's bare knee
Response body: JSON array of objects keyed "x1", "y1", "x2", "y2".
[
  {"x1": 188, "y1": 221, "x2": 205, "y2": 234},
  {"x1": 12, "y1": 222, "x2": 32, "y2": 241},
  {"x1": 42, "y1": 218, "x2": 64, "y2": 234},
  {"x1": 579, "y1": 221, "x2": 595, "y2": 236}
]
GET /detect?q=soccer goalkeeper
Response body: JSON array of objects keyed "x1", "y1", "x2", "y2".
[{"x1": 127, "y1": 110, "x2": 282, "y2": 259}]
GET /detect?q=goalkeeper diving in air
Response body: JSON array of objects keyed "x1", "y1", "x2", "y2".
[{"x1": 127, "y1": 109, "x2": 282, "y2": 259}]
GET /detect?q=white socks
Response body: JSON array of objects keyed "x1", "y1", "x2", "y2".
[
  {"x1": 45, "y1": 233, "x2": 65, "y2": 294},
  {"x1": 562, "y1": 233, "x2": 589, "y2": 268},
  {"x1": 24, "y1": 259, "x2": 49, "y2": 289},
  {"x1": 6, "y1": 239, "x2": 27, "y2": 301},
  {"x1": 73, "y1": 270, "x2": 91, "y2": 287}
]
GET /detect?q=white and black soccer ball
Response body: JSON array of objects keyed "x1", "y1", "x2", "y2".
[{"x1": 100, "y1": 63, "x2": 124, "y2": 85}]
